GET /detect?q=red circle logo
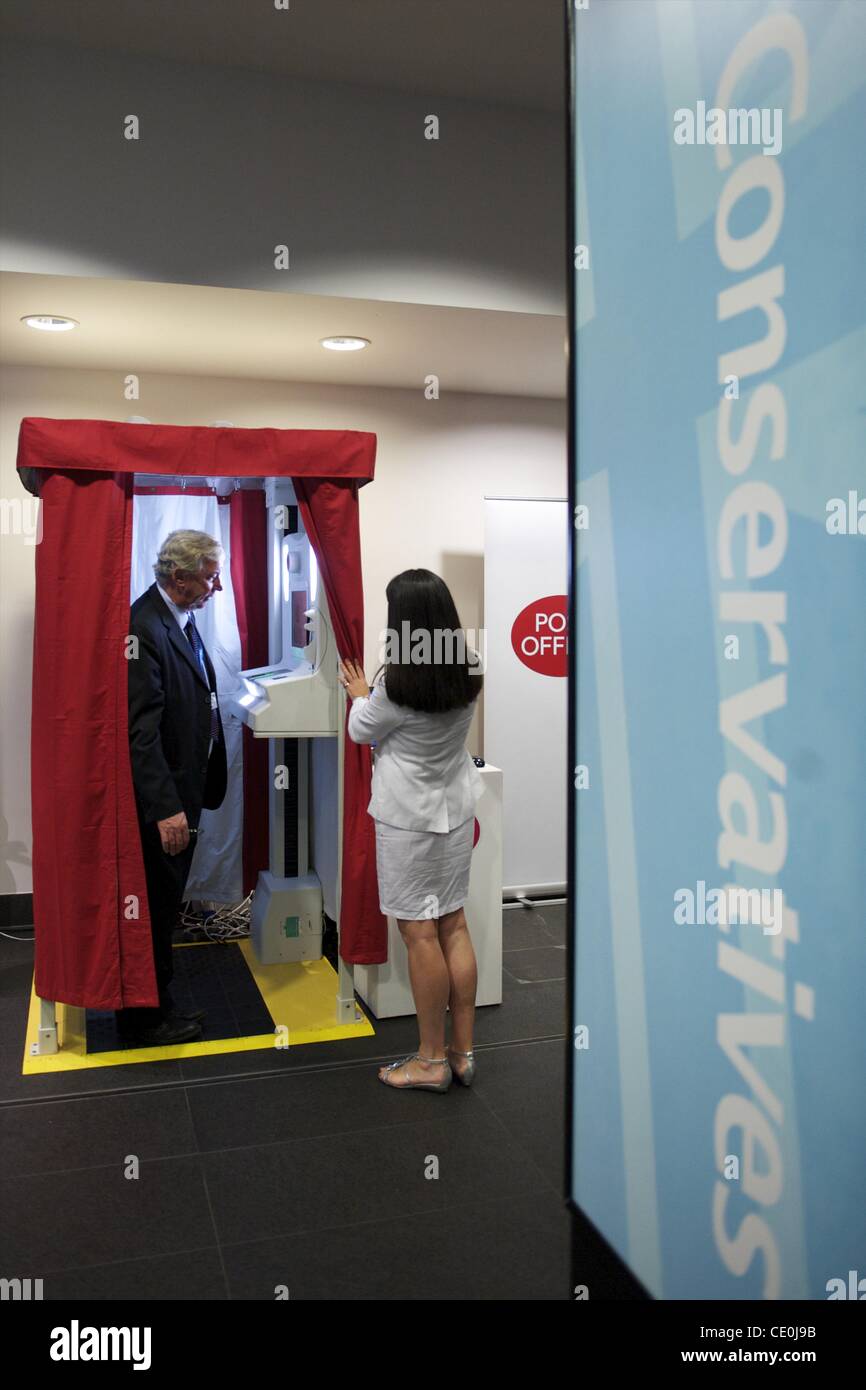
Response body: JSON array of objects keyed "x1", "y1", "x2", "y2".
[
  {"x1": 473, "y1": 817, "x2": 480, "y2": 848},
  {"x1": 510, "y1": 595, "x2": 568, "y2": 676}
]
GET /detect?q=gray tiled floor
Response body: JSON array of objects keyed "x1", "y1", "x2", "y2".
[{"x1": 0, "y1": 904, "x2": 580, "y2": 1300}]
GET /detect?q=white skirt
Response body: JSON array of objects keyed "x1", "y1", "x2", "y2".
[{"x1": 374, "y1": 815, "x2": 475, "y2": 920}]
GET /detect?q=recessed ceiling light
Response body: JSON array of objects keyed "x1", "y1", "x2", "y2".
[
  {"x1": 320, "y1": 336, "x2": 370, "y2": 351},
  {"x1": 22, "y1": 315, "x2": 79, "y2": 332}
]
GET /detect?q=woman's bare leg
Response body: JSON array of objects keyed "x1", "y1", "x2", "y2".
[
  {"x1": 437, "y1": 906, "x2": 477, "y2": 1073},
  {"x1": 378, "y1": 917, "x2": 450, "y2": 1085}
]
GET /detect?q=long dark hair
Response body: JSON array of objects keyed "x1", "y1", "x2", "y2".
[{"x1": 371, "y1": 570, "x2": 483, "y2": 713}]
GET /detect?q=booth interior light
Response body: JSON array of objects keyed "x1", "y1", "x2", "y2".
[{"x1": 282, "y1": 539, "x2": 291, "y2": 606}]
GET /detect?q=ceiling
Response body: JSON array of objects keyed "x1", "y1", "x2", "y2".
[
  {"x1": 0, "y1": 273, "x2": 567, "y2": 399},
  {"x1": 0, "y1": 5, "x2": 567, "y2": 399},
  {"x1": 0, "y1": 0, "x2": 565, "y2": 112}
]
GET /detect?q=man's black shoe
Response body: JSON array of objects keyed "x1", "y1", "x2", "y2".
[
  {"x1": 117, "y1": 1016, "x2": 202, "y2": 1047},
  {"x1": 161, "y1": 998, "x2": 206, "y2": 1024}
]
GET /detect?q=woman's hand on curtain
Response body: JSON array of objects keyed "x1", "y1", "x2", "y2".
[{"x1": 339, "y1": 659, "x2": 370, "y2": 700}]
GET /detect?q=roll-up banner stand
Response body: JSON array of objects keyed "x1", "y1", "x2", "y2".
[
  {"x1": 484, "y1": 497, "x2": 568, "y2": 897},
  {"x1": 567, "y1": 0, "x2": 866, "y2": 1303}
]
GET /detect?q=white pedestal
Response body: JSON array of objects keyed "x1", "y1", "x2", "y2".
[{"x1": 354, "y1": 765, "x2": 503, "y2": 1019}]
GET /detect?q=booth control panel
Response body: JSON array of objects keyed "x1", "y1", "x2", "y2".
[{"x1": 229, "y1": 591, "x2": 340, "y2": 736}]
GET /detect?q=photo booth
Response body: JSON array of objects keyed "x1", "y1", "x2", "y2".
[
  {"x1": 16, "y1": 416, "x2": 386, "y2": 1054},
  {"x1": 17, "y1": 415, "x2": 505, "y2": 1055}
]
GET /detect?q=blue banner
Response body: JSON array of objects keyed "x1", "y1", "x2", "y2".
[{"x1": 569, "y1": 0, "x2": 866, "y2": 1300}]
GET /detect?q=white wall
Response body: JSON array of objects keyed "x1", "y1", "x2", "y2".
[
  {"x1": 0, "y1": 39, "x2": 565, "y2": 316},
  {"x1": 0, "y1": 364, "x2": 565, "y2": 894}
]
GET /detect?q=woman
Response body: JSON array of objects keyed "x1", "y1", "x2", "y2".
[{"x1": 339, "y1": 569, "x2": 484, "y2": 1092}]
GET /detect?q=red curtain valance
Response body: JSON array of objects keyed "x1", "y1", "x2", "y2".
[
  {"x1": 18, "y1": 416, "x2": 386, "y2": 1012},
  {"x1": 17, "y1": 416, "x2": 377, "y2": 481}
]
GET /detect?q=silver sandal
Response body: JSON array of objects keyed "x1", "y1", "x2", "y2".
[
  {"x1": 378, "y1": 1052, "x2": 452, "y2": 1092},
  {"x1": 447, "y1": 1046, "x2": 476, "y2": 1087}
]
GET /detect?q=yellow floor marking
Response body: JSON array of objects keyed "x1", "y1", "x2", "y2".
[{"x1": 21, "y1": 940, "x2": 374, "y2": 1073}]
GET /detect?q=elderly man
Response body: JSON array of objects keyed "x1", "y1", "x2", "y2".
[{"x1": 116, "y1": 530, "x2": 227, "y2": 1046}]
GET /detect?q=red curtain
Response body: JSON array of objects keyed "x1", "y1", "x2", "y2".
[
  {"x1": 30, "y1": 470, "x2": 157, "y2": 1009},
  {"x1": 229, "y1": 489, "x2": 270, "y2": 899},
  {"x1": 18, "y1": 417, "x2": 385, "y2": 1009},
  {"x1": 295, "y1": 478, "x2": 385, "y2": 963}
]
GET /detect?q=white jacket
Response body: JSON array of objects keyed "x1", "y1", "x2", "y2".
[{"x1": 348, "y1": 677, "x2": 484, "y2": 832}]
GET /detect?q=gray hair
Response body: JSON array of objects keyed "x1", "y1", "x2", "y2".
[{"x1": 153, "y1": 530, "x2": 223, "y2": 585}]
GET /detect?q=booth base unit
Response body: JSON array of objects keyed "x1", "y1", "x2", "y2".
[
  {"x1": 354, "y1": 765, "x2": 503, "y2": 1019},
  {"x1": 251, "y1": 871, "x2": 324, "y2": 964}
]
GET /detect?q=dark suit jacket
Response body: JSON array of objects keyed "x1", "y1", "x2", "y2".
[{"x1": 127, "y1": 583, "x2": 227, "y2": 827}]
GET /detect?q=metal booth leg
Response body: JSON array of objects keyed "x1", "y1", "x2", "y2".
[{"x1": 36, "y1": 998, "x2": 58, "y2": 1056}]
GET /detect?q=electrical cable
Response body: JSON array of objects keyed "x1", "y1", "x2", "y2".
[{"x1": 177, "y1": 892, "x2": 253, "y2": 942}]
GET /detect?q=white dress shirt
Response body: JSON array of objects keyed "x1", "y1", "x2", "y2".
[
  {"x1": 348, "y1": 677, "x2": 484, "y2": 832},
  {"x1": 156, "y1": 583, "x2": 188, "y2": 630}
]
